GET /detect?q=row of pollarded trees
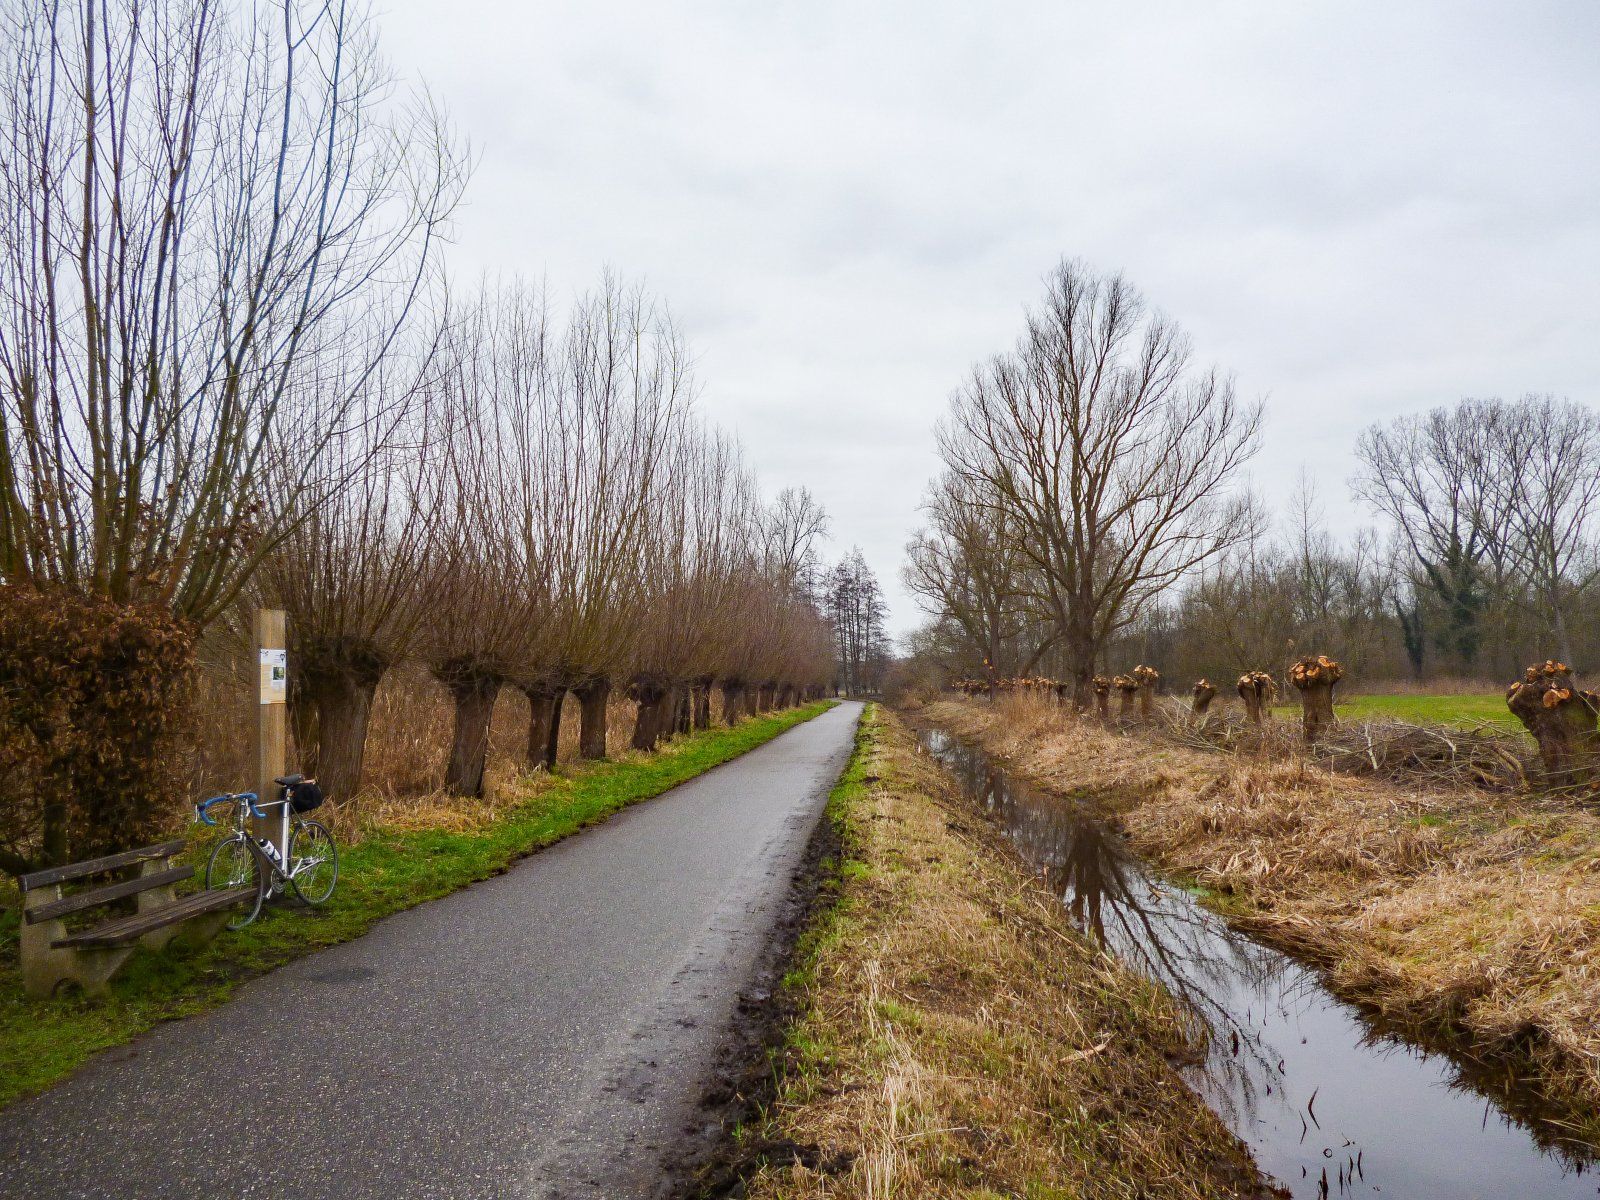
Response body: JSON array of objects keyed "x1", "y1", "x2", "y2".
[
  {"x1": 269, "y1": 279, "x2": 836, "y2": 803},
  {"x1": 0, "y1": 2, "x2": 831, "y2": 871},
  {"x1": 0, "y1": 0, "x2": 462, "y2": 871}
]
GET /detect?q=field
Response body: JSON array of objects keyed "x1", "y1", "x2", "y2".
[{"x1": 1272, "y1": 691, "x2": 1520, "y2": 733}]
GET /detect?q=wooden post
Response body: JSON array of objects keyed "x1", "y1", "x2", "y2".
[{"x1": 254, "y1": 609, "x2": 289, "y2": 862}]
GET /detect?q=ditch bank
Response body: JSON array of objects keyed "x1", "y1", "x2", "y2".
[
  {"x1": 723, "y1": 704, "x2": 1277, "y2": 1200},
  {"x1": 915, "y1": 695, "x2": 1600, "y2": 1167}
]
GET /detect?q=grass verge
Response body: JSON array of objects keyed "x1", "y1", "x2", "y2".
[
  {"x1": 0, "y1": 702, "x2": 835, "y2": 1109},
  {"x1": 919, "y1": 694, "x2": 1600, "y2": 1155},
  {"x1": 734, "y1": 704, "x2": 1275, "y2": 1199}
]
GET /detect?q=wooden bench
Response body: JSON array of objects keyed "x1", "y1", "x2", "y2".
[{"x1": 18, "y1": 840, "x2": 254, "y2": 999}]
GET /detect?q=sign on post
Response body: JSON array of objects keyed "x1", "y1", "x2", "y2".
[{"x1": 254, "y1": 610, "x2": 289, "y2": 863}]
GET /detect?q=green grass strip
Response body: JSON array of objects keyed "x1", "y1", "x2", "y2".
[
  {"x1": 774, "y1": 703, "x2": 875, "y2": 1046},
  {"x1": 0, "y1": 701, "x2": 836, "y2": 1108},
  {"x1": 1271, "y1": 692, "x2": 1522, "y2": 733}
]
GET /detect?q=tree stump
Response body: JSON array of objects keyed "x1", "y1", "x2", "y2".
[
  {"x1": 1132, "y1": 664, "x2": 1160, "y2": 721},
  {"x1": 1236, "y1": 671, "x2": 1276, "y2": 726},
  {"x1": 1506, "y1": 660, "x2": 1600, "y2": 784},
  {"x1": 1092, "y1": 675, "x2": 1112, "y2": 719},
  {"x1": 1112, "y1": 674, "x2": 1138, "y2": 720},
  {"x1": 1190, "y1": 679, "x2": 1217, "y2": 724},
  {"x1": 1287, "y1": 656, "x2": 1343, "y2": 744}
]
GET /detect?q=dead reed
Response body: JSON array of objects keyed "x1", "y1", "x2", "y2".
[
  {"x1": 917, "y1": 692, "x2": 1600, "y2": 1150},
  {"x1": 744, "y1": 706, "x2": 1274, "y2": 1199}
]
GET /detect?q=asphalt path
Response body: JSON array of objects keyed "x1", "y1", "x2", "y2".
[{"x1": 0, "y1": 701, "x2": 862, "y2": 1200}]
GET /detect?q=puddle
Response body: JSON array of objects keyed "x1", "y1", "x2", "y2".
[{"x1": 918, "y1": 726, "x2": 1600, "y2": 1199}]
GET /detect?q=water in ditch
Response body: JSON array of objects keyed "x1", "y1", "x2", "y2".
[{"x1": 917, "y1": 726, "x2": 1600, "y2": 1199}]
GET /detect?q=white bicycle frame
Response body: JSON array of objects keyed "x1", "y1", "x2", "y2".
[{"x1": 253, "y1": 796, "x2": 296, "y2": 895}]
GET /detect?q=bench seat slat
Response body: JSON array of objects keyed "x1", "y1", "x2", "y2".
[
  {"x1": 25, "y1": 865, "x2": 195, "y2": 924},
  {"x1": 20, "y1": 840, "x2": 187, "y2": 892},
  {"x1": 51, "y1": 887, "x2": 253, "y2": 948}
]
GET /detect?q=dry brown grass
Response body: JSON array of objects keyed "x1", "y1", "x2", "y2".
[
  {"x1": 745, "y1": 706, "x2": 1275, "y2": 1200},
  {"x1": 918, "y1": 693, "x2": 1600, "y2": 1147}
]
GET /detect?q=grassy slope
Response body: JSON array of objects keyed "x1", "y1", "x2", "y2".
[
  {"x1": 740, "y1": 704, "x2": 1273, "y2": 1200},
  {"x1": 921, "y1": 695, "x2": 1600, "y2": 1154},
  {"x1": 1272, "y1": 692, "x2": 1519, "y2": 732},
  {"x1": 0, "y1": 702, "x2": 834, "y2": 1109}
]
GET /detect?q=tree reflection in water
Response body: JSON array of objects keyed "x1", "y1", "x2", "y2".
[
  {"x1": 916, "y1": 727, "x2": 1598, "y2": 1199},
  {"x1": 924, "y1": 730, "x2": 1286, "y2": 1126}
]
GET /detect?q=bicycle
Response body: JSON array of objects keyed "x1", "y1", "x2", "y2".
[{"x1": 195, "y1": 774, "x2": 339, "y2": 929}]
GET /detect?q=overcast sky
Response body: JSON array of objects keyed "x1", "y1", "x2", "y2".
[{"x1": 381, "y1": 0, "x2": 1600, "y2": 639}]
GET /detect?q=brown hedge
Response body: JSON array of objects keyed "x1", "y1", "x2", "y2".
[{"x1": 0, "y1": 587, "x2": 195, "y2": 874}]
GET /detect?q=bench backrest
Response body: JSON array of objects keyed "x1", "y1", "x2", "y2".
[{"x1": 18, "y1": 840, "x2": 191, "y2": 925}]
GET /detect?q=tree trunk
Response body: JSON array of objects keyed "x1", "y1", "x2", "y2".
[
  {"x1": 693, "y1": 678, "x2": 713, "y2": 730},
  {"x1": 299, "y1": 639, "x2": 389, "y2": 802},
  {"x1": 722, "y1": 680, "x2": 745, "y2": 724},
  {"x1": 523, "y1": 686, "x2": 565, "y2": 771},
  {"x1": 631, "y1": 683, "x2": 668, "y2": 751},
  {"x1": 308, "y1": 668, "x2": 382, "y2": 804},
  {"x1": 1133, "y1": 665, "x2": 1160, "y2": 721},
  {"x1": 1508, "y1": 661, "x2": 1600, "y2": 784},
  {"x1": 288, "y1": 672, "x2": 320, "y2": 778},
  {"x1": 443, "y1": 671, "x2": 502, "y2": 797},
  {"x1": 576, "y1": 677, "x2": 611, "y2": 760},
  {"x1": 1288, "y1": 656, "x2": 1343, "y2": 745},
  {"x1": 672, "y1": 685, "x2": 692, "y2": 735},
  {"x1": 1113, "y1": 675, "x2": 1137, "y2": 719},
  {"x1": 1065, "y1": 629, "x2": 1096, "y2": 711},
  {"x1": 1092, "y1": 676, "x2": 1111, "y2": 720},
  {"x1": 1189, "y1": 680, "x2": 1217, "y2": 726},
  {"x1": 1237, "y1": 672, "x2": 1275, "y2": 726},
  {"x1": 41, "y1": 800, "x2": 68, "y2": 869}
]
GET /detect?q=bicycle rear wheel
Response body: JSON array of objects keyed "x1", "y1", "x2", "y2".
[
  {"x1": 289, "y1": 821, "x2": 339, "y2": 906},
  {"x1": 206, "y1": 835, "x2": 264, "y2": 929}
]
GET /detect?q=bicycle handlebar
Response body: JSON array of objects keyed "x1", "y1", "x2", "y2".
[{"x1": 195, "y1": 792, "x2": 262, "y2": 825}]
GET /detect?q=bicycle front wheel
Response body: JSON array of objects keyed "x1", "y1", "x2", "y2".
[
  {"x1": 206, "y1": 835, "x2": 264, "y2": 929},
  {"x1": 289, "y1": 821, "x2": 339, "y2": 906}
]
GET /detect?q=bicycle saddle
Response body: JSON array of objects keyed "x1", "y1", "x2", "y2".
[{"x1": 274, "y1": 773, "x2": 306, "y2": 787}]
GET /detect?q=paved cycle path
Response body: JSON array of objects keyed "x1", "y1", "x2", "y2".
[{"x1": 0, "y1": 702, "x2": 863, "y2": 1200}]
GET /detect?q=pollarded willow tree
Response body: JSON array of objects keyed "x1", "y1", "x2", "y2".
[
  {"x1": 935, "y1": 259, "x2": 1262, "y2": 706},
  {"x1": 0, "y1": 0, "x2": 463, "y2": 619},
  {"x1": 524, "y1": 279, "x2": 695, "y2": 764},
  {"x1": 0, "y1": 0, "x2": 463, "y2": 865},
  {"x1": 261, "y1": 314, "x2": 454, "y2": 804}
]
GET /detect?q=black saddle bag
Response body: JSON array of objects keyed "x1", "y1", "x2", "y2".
[{"x1": 283, "y1": 781, "x2": 325, "y2": 813}]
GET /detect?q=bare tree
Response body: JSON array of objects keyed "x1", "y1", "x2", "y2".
[
  {"x1": 0, "y1": 0, "x2": 465, "y2": 623},
  {"x1": 763, "y1": 486, "x2": 830, "y2": 599},
  {"x1": 1495, "y1": 396, "x2": 1600, "y2": 667},
  {"x1": 904, "y1": 471, "x2": 1050, "y2": 684},
  {"x1": 825, "y1": 549, "x2": 889, "y2": 695},
  {"x1": 1352, "y1": 401, "x2": 1509, "y2": 670},
  {"x1": 938, "y1": 260, "x2": 1262, "y2": 705}
]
